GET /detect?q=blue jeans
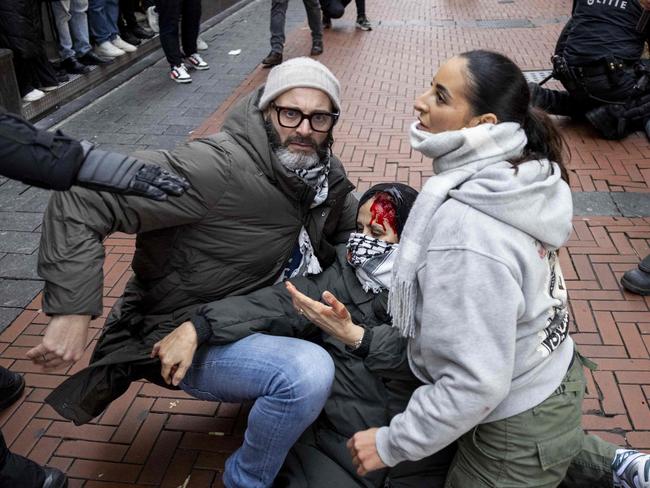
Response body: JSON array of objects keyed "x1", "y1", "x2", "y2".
[
  {"x1": 87, "y1": 0, "x2": 119, "y2": 44},
  {"x1": 180, "y1": 334, "x2": 335, "y2": 488},
  {"x1": 52, "y1": 0, "x2": 92, "y2": 59}
]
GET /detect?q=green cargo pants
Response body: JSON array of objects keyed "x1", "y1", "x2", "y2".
[{"x1": 444, "y1": 352, "x2": 617, "y2": 488}]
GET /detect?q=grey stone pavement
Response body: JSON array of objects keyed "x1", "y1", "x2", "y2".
[{"x1": 0, "y1": 0, "x2": 310, "y2": 332}]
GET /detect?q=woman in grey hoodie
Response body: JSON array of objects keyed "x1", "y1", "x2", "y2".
[{"x1": 340, "y1": 50, "x2": 650, "y2": 488}]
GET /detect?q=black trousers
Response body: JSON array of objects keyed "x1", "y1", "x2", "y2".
[
  {"x1": 321, "y1": 0, "x2": 365, "y2": 19},
  {"x1": 532, "y1": 65, "x2": 639, "y2": 119},
  {"x1": 0, "y1": 431, "x2": 45, "y2": 488},
  {"x1": 0, "y1": 367, "x2": 45, "y2": 488},
  {"x1": 155, "y1": 0, "x2": 201, "y2": 67},
  {"x1": 119, "y1": 0, "x2": 139, "y2": 31}
]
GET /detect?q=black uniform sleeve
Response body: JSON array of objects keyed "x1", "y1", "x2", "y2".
[{"x1": 0, "y1": 110, "x2": 84, "y2": 190}]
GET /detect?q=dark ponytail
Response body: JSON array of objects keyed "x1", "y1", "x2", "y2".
[
  {"x1": 459, "y1": 50, "x2": 569, "y2": 183},
  {"x1": 522, "y1": 105, "x2": 569, "y2": 182}
]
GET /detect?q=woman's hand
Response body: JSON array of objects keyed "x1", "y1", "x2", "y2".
[
  {"x1": 285, "y1": 281, "x2": 364, "y2": 347},
  {"x1": 151, "y1": 321, "x2": 198, "y2": 386},
  {"x1": 641, "y1": 0, "x2": 650, "y2": 10},
  {"x1": 347, "y1": 428, "x2": 387, "y2": 475}
]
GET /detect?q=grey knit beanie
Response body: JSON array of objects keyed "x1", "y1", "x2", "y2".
[{"x1": 258, "y1": 57, "x2": 341, "y2": 112}]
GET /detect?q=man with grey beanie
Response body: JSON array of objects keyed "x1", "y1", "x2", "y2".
[{"x1": 35, "y1": 57, "x2": 357, "y2": 488}]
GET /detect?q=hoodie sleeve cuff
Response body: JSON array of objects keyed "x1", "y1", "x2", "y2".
[
  {"x1": 375, "y1": 426, "x2": 404, "y2": 467},
  {"x1": 190, "y1": 312, "x2": 212, "y2": 346}
]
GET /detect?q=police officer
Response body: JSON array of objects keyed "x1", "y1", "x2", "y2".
[
  {"x1": 529, "y1": 0, "x2": 650, "y2": 139},
  {"x1": 0, "y1": 108, "x2": 189, "y2": 488}
]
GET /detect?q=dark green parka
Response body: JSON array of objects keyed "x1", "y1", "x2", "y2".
[
  {"x1": 190, "y1": 246, "x2": 455, "y2": 488},
  {"x1": 41, "y1": 87, "x2": 357, "y2": 425}
]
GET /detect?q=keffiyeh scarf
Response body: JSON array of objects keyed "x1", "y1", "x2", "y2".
[{"x1": 347, "y1": 233, "x2": 397, "y2": 293}]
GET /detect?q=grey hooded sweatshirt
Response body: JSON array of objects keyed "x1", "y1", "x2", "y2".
[{"x1": 376, "y1": 158, "x2": 575, "y2": 466}]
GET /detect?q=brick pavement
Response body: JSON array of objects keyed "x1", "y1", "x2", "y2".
[{"x1": 2, "y1": 0, "x2": 650, "y2": 486}]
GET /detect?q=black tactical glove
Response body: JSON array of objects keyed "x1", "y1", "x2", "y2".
[{"x1": 77, "y1": 142, "x2": 190, "y2": 200}]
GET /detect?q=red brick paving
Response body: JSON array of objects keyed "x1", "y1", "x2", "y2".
[{"x1": 2, "y1": 0, "x2": 650, "y2": 485}]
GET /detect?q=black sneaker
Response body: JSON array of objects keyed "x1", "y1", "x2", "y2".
[
  {"x1": 310, "y1": 40, "x2": 323, "y2": 56},
  {"x1": 78, "y1": 50, "x2": 113, "y2": 65},
  {"x1": 262, "y1": 51, "x2": 283, "y2": 67},
  {"x1": 61, "y1": 57, "x2": 91, "y2": 75},
  {"x1": 0, "y1": 368, "x2": 25, "y2": 411},
  {"x1": 323, "y1": 15, "x2": 332, "y2": 29},
  {"x1": 119, "y1": 30, "x2": 142, "y2": 46},
  {"x1": 130, "y1": 25, "x2": 155, "y2": 39},
  {"x1": 356, "y1": 15, "x2": 372, "y2": 31}
]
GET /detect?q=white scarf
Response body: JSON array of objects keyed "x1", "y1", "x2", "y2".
[{"x1": 388, "y1": 121, "x2": 527, "y2": 338}]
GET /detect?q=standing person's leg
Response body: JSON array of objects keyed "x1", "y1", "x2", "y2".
[
  {"x1": 302, "y1": 0, "x2": 323, "y2": 54},
  {"x1": 354, "y1": 0, "x2": 372, "y2": 30},
  {"x1": 68, "y1": 0, "x2": 93, "y2": 57},
  {"x1": 263, "y1": 0, "x2": 288, "y2": 66},
  {"x1": 180, "y1": 334, "x2": 335, "y2": 488},
  {"x1": 107, "y1": 0, "x2": 136, "y2": 51},
  {"x1": 87, "y1": 0, "x2": 113, "y2": 44},
  {"x1": 51, "y1": 0, "x2": 76, "y2": 61},
  {"x1": 180, "y1": 0, "x2": 208, "y2": 70},
  {"x1": 156, "y1": 0, "x2": 183, "y2": 66}
]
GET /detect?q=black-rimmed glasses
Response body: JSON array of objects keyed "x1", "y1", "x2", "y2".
[{"x1": 271, "y1": 103, "x2": 339, "y2": 133}]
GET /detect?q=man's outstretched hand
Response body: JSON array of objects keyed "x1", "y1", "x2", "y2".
[{"x1": 26, "y1": 314, "x2": 91, "y2": 370}]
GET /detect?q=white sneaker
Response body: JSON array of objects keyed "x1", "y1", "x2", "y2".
[
  {"x1": 41, "y1": 85, "x2": 58, "y2": 92},
  {"x1": 612, "y1": 449, "x2": 650, "y2": 488},
  {"x1": 185, "y1": 53, "x2": 209, "y2": 70},
  {"x1": 22, "y1": 89, "x2": 45, "y2": 102},
  {"x1": 170, "y1": 64, "x2": 192, "y2": 83},
  {"x1": 95, "y1": 41, "x2": 125, "y2": 58},
  {"x1": 112, "y1": 35, "x2": 137, "y2": 53},
  {"x1": 197, "y1": 36, "x2": 208, "y2": 51},
  {"x1": 147, "y1": 6, "x2": 159, "y2": 33}
]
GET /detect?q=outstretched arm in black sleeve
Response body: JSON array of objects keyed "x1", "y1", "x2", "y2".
[{"x1": 0, "y1": 110, "x2": 189, "y2": 199}]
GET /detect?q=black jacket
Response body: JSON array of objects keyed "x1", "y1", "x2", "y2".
[
  {"x1": 0, "y1": 0, "x2": 44, "y2": 59},
  {"x1": 43, "y1": 88, "x2": 357, "y2": 425},
  {"x1": 191, "y1": 246, "x2": 455, "y2": 488}
]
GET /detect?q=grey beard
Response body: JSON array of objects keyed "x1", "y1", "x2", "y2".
[
  {"x1": 274, "y1": 146, "x2": 321, "y2": 170},
  {"x1": 264, "y1": 117, "x2": 331, "y2": 171}
]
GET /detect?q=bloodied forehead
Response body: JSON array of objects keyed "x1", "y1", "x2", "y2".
[{"x1": 369, "y1": 193, "x2": 397, "y2": 234}]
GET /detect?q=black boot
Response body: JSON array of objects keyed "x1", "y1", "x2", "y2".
[
  {"x1": 119, "y1": 29, "x2": 141, "y2": 46},
  {"x1": 262, "y1": 51, "x2": 283, "y2": 67},
  {"x1": 61, "y1": 57, "x2": 91, "y2": 75},
  {"x1": 310, "y1": 40, "x2": 323, "y2": 56},
  {"x1": 585, "y1": 104, "x2": 627, "y2": 140},
  {"x1": 0, "y1": 367, "x2": 25, "y2": 411},
  {"x1": 621, "y1": 255, "x2": 650, "y2": 295}
]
